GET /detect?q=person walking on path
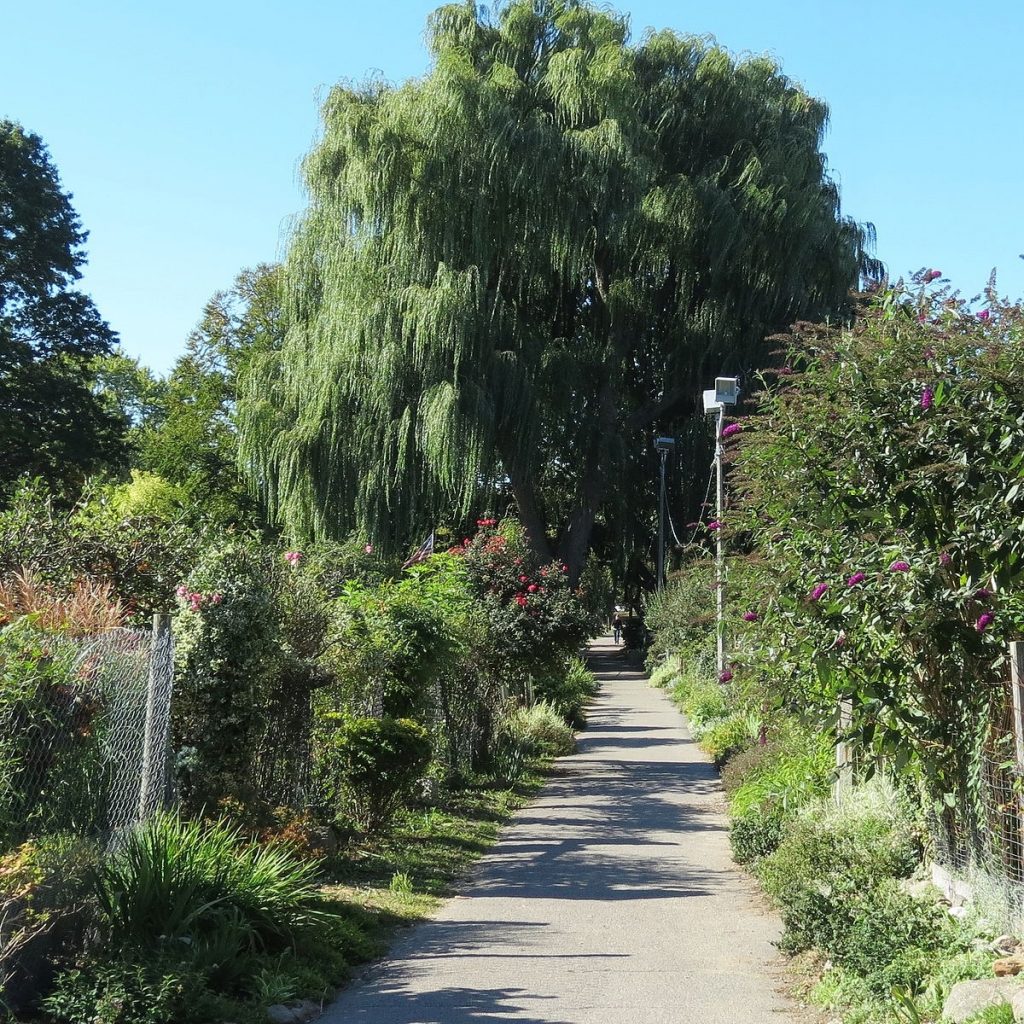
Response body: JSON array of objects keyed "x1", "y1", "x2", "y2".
[
  {"x1": 320, "y1": 634, "x2": 795, "y2": 1024},
  {"x1": 612, "y1": 612, "x2": 623, "y2": 644}
]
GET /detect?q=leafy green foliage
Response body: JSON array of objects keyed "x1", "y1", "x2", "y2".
[
  {"x1": 0, "y1": 478, "x2": 201, "y2": 619},
  {"x1": 700, "y1": 714, "x2": 756, "y2": 767},
  {"x1": 533, "y1": 656, "x2": 598, "y2": 728},
  {"x1": 757, "y1": 783, "x2": 925, "y2": 961},
  {"x1": 723, "y1": 728, "x2": 833, "y2": 864},
  {"x1": 136, "y1": 265, "x2": 283, "y2": 526},
  {"x1": 239, "y1": 1, "x2": 875, "y2": 576},
  {"x1": 732, "y1": 278, "x2": 1024, "y2": 835},
  {"x1": 90, "y1": 813, "x2": 324, "y2": 958},
  {"x1": 0, "y1": 621, "x2": 109, "y2": 846},
  {"x1": 171, "y1": 541, "x2": 284, "y2": 810},
  {"x1": 320, "y1": 717, "x2": 432, "y2": 833}
]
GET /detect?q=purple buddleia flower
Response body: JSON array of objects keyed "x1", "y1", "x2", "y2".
[
  {"x1": 743, "y1": 611, "x2": 759, "y2": 622},
  {"x1": 976, "y1": 612, "x2": 994, "y2": 632},
  {"x1": 846, "y1": 572, "x2": 866, "y2": 587},
  {"x1": 939, "y1": 552, "x2": 952, "y2": 566},
  {"x1": 719, "y1": 669, "x2": 733, "y2": 683},
  {"x1": 721, "y1": 423, "x2": 742, "y2": 438},
  {"x1": 920, "y1": 387, "x2": 934, "y2": 411},
  {"x1": 889, "y1": 560, "x2": 910, "y2": 573},
  {"x1": 810, "y1": 582, "x2": 829, "y2": 602}
]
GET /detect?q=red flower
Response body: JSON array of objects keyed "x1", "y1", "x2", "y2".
[
  {"x1": 519, "y1": 575, "x2": 528, "y2": 583},
  {"x1": 528, "y1": 584, "x2": 538, "y2": 593}
]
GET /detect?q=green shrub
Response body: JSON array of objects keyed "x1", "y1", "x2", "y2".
[
  {"x1": 757, "y1": 781, "x2": 925, "y2": 961},
  {"x1": 647, "y1": 656, "x2": 680, "y2": 689},
  {"x1": 534, "y1": 657, "x2": 598, "y2": 727},
  {"x1": 43, "y1": 957, "x2": 203, "y2": 1024},
  {"x1": 323, "y1": 716, "x2": 432, "y2": 832},
  {"x1": 91, "y1": 813, "x2": 325, "y2": 967},
  {"x1": 700, "y1": 714, "x2": 756, "y2": 766},
  {"x1": 673, "y1": 677, "x2": 728, "y2": 736},
  {"x1": 727, "y1": 727, "x2": 833, "y2": 820},
  {"x1": 171, "y1": 541, "x2": 284, "y2": 812},
  {"x1": 729, "y1": 810, "x2": 784, "y2": 865},
  {"x1": 516, "y1": 701, "x2": 576, "y2": 757},
  {"x1": 837, "y1": 879, "x2": 946, "y2": 980}
]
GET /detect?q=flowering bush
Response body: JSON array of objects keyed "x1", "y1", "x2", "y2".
[
  {"x1": 730, "y1": 276, "x2": 1024, "y2": 830},
  {"x1": 171, "y1": 541, "x2": 284, "y2": 811},
  {"x1": 453, "y1": 519, "x2": 598, "y2": 691}
]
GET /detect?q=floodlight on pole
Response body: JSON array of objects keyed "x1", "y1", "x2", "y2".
[
  {"x1": 654, "y1": 436, "x2": 675, "y2": 590},
  {"x1": 705, "y1": 377, "x2": 739, "y2": 678}
]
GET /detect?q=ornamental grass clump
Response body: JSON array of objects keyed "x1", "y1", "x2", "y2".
[{"x1": 90, "y1": 813, "x2": 325, "y2": 956}]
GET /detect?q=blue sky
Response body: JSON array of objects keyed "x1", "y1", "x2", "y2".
[{"x1": 5, "y1": 1, "x2": 1022, "y2": 374}]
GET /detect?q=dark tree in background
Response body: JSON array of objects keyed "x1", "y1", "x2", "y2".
[
  {"x1": 239, "y1": 0, "x2": 881, "y2": 578},
  {"x1": 0, "y1": 120, "x2": 125, "y2": 497}
]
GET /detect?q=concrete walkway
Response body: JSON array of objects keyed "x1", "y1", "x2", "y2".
[{"x1": 321, "y1": 636, "x2": 795, "y2": 1024}]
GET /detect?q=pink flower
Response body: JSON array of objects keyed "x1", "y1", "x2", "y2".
[
  {"x1": 561, "y1": 564, "x2": 569, "y2": 573},
  {"x1": 889, "y1": 560, "x2": 910, "y2": 573},
  {"x1": 810, "y1": 582, "x2": 829, "y2": 602},
  {"x1": 364, "y1": 544, "x2": 373, "y2": 554},
  {"x1": 515, "y1": 594, "x2": 528, "y2": 608},
  {"x1": 925, "y1": 269, "x2": 941, "y2": 282},
  {"x1": 976, "y1": 612, "x2": 994, "y2": 632},
  {"x1": 209, "y1": 593, "x2": 223, "y2": 605},
  {"x1": 920, "y1": 387, "x2": 933, "y2": 411},
  {"x1": 721, "y1": 423, "x2": 742, "y2": 438},
  {"x1": 978, "y1": 310, "x2": 991, "y2": 320},
  {"x1": 939, "y1": 552, "x2": 952, "y2": 566},
  {"x1": 742, "y1": 611, "x2": 759, "y2": 622},
  {"x1": 846, "y1": 572, "x2": 866, "y2": 587},
  {"x1": 519, "y1": 575, "x2": 528, "y2": 583},
  {"x1": 284, "y1": 551, "x2": 303, "y2": 565},
  {"x1": 527, "y1": 584, "x2": 538, "y2": 593},
  {"x1": 719, "y1": 669, "x2": 733, "y2": 683},
  {"x1": 175, "y1": 585, "x2": 189, "y2": 598},
  {"x1": 707, "y1": 521, "x2": 722, "y2": 531}
]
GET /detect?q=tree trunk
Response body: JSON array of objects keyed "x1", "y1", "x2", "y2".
[
  {"x1": 559, "y1": 372, "x2": 619, "y2": 583},
  {"x1": 501, "y1": 450, "x2": 553, "y2": 563}
]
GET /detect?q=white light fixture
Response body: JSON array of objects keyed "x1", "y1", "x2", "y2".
[{"x1": 715, "y1": 377, "x2": 739, "y2": 406}]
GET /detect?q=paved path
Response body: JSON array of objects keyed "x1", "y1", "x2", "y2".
[{"x1": 321, "y1": 636, "x2": 795, "y2": 1024}]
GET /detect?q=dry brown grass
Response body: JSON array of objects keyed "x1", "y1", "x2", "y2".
[{"x1": 0, "y1": 569, "x2": 126, "y2": 635}]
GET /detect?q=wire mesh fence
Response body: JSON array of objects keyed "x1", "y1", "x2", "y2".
[
  {"x1": 926, "y1": 668, "x2": 1024, "y2": 929},
  {"x1": 0, "y1": 617, "x2": 174, "y2": 851}
]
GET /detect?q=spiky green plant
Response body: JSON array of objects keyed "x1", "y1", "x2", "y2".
[{"x1": 92, "y1": 813, "x2": 325, "y2": 956}]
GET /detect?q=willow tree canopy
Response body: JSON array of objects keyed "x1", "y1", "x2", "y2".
[{"x1": 239, "y1": 0, "x2": 878, "y2": 576}]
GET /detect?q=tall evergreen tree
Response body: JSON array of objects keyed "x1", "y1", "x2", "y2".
[
  {"x1": 0, "y1": 120, "x2": 126, "y2": 497},
  {"x1": 239, "y1": 1, "x2": 879, "y2": 577}
]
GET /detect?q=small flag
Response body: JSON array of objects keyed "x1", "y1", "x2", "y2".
[{"x1": 402, "y1": 531, "x2": 435, "y2": 569}]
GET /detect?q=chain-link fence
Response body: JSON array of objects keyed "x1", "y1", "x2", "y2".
[{"x1": 0, "y1": 616, "x2": 174, "y2": 851}]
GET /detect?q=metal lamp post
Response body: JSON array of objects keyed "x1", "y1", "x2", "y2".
[
  {"x1": 654, "y1": 436, "x2": 675, "y2": 590},
  {"x1": 702, "y1": 377, "x2": 739, "y2": 677}
]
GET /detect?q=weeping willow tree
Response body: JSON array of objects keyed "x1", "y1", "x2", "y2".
[{"x1": 239, "y1": 0, "x2": 879, "y2": 578}]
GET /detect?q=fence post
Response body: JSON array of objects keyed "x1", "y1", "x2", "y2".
[
  {"x1": 138, "y1": 613, "x2": 173, "y2": 821},
  {"x1": 834, "y1": 697, "x2": 854, "y2": 797},
  {"x1": 1011, "y1": 642, "x2": 1024, "y2": 771}
]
